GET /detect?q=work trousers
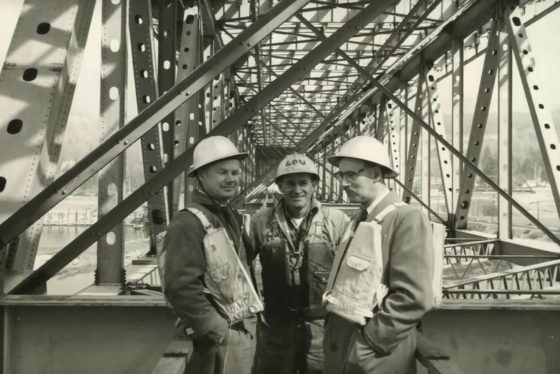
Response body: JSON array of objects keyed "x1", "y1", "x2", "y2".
[
  {"x1": 254, "y1": 317, "x2": 324, "y2": 374},
  {"x1": 185, "y1": 319, "x2": 256, "y2": 374},
  {"x1": 323, "y1": 314, "x2": 416, "y2": 374}
]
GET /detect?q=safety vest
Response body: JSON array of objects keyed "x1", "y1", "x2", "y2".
[
  {"x1": 175, "y1": 208, "x2": 263, "y2": 323},
  {"x1": 323, "y1": 202, "x2": 445, "y2": 325}
]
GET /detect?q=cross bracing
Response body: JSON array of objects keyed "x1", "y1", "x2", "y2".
[{"x1": 0, "y1": 0, "x2": 556, "y2": 305}]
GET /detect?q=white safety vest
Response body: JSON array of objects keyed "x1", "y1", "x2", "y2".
[
  {"x1": 323, "y1": 202, "x2": 445, "y2": 325},
  {"x1": 157, "y1": 208, "x2": 263, "y2": 324}
]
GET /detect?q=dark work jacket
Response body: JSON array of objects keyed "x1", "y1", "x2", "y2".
[
  {"x1": 163, "y1": 190, "x2": 252, "y2": 343},
  {"x1": 251, "y1": 199, "x2": 349, "y2": 320}
]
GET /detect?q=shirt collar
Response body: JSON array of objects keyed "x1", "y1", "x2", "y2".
[{"x1": 365, "y1": 189, "x2": 391, "y2": 215}]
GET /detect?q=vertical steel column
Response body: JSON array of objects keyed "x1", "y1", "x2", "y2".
[
  {"x1": 497, "y1": 23, "x2": 512, "y2": 239},
  {"x1": 506, "y1": 6, "x2": 560, "y2": 222},
  {"x1": 455, "y1": 18, "x2": 501, "y2": 229},
  {"x1": 176, "y1": 8, "x2": 201, "y2": 205},
  {"x1": 403, "y1": 75, "x2": 424, "y2": 203},
  {"x1": 451, "y1": 38, "x2": 464, "y2": 228},
  {"x1": 0, "y1": 0, "x2": 95, "y2": 272},
  {"x1": 211, "y1": 50, "x2": 225, "y2": 129},
  {"x1": 386, "y1": 102, "x2": 401, "y2": 195},
  {"x1": 425, "y1": 68, "x2": 453, "y2": 215},
  {"x1": 96, "y1": 0, "x2": 127, "y2": 285},
  {"x1": 421, "y1": 91, "x2": 430, "y2": 211},
  {"x1": 129, "y1": 0, "x2": 168, "y2": 254},
  {"x1": 202, "y1": 38, "x2": 214, "y2": 133},
  {"x1": 376, "y1": 100, "x2": 386, "y2": 141},
  {"x1": 158, "y1": 0, "x2": 178, "y2": 213},
  {"x1": 400, "y1": 84, "x2": 409, "y2": 177}
]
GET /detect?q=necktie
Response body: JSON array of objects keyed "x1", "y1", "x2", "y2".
[{"x1": 354, "y1": 206, "x2": 368, "y2": 231}]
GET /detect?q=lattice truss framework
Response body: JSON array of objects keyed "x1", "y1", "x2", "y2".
[{"x1": 0, "y1": 0, "x2": 559, "y2": 294}]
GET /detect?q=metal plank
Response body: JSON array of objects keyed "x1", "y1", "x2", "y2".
[
  {"x1": 425, "y1": 68, "x2": 453, "y2": 215},
  {"x1": 455, "y1": 18, "x2": 501, "y2": 229},
  {"x1": 0, "y1": 0, "x2": 314, "y2": 250},
  {"x1": 96, "y1": 0, "x2": 127, "y2": 286},
  {"x1": 506, "y1": 5, "x2": 560, "y2": 223},
  {"x1": 0, "y1": 0, "x2": 94, "y2": 271},
  {"x1": 129, "y1": 0, "x2": 168, "y2": 254}
]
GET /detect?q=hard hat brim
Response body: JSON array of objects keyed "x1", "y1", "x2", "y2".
[
  {"x1": 274, "y1": 171, "x2": 320, "y2": 184},
  {"x1": 328, "y1": 155, "x2": 399, "y2": 179},
  {"x1": 187, "y1": 152, "x2": 249, "y2": 176}
]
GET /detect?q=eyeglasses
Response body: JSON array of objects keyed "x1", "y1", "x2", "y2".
[{"x1": 334, "y1": 167, "x2": 368, "y2": 182}]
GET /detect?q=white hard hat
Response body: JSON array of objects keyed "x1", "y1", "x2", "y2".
[
  {"x1": 187, "y1": 136, "x2": 248, "y2": 176},
  {"x1": 328, "y1": 135, "x2": 398, "y2": 178},
  {"x1": 275, "y1": 153, "x2": 320, "y2": 183}
]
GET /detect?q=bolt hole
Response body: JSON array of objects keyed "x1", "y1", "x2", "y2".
[
  {"x1": 150, "y1": 166, "x2": 157, "y2": 173},
  {"x1": 544, "y1": 123, "x2": 550, "y2": 129},
  {"x1": 538, "y1": 104, "x2": 545, "y2": 109},
  {"x1": 147, "y1": 143, "x2": 155, "y2": 150},
  {"x1": 22, "y1": 68, "x2": 38, "y2": 81},
  {"x1": 138, "y1": 43, "x2": 146, "y2": 52},
  {"x1": 0, "y1": 177, "x2": 5, "y2": 192},
  {"x1": 512, "y1": 17, "x2": 521, "y2": 26},
  {"x1": 186, "y1": 15, "x2": 194, "y2": 24},
  {"x1": 551, "y1": 144, "x2": 557, "y2": 150},
  {"x1": 7, "y1": 119, "x2": 23, "y2": 134},
  {"x1": 36, "y1": 22, "x2": 51, "y2": 35},
  {"x1": 143, "y1": 95, "x2": 151, "y2": 104}
]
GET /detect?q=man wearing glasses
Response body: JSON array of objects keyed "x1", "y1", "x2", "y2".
[
  {"x1": 322, "y1": 136, "x2": 434, "y2": 374},
  {"x1": 251, "y1": 153, "x2": 349, "y2": 373}
]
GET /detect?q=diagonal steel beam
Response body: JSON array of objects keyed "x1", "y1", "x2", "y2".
[
  {"x1": 300, "y1": 5, "x2": 559, "y2": 245},
  {"x1": 506, "y1": 5, "x2": 560, "y2": 223},
  {"x1": 0, "y1": 0, "x2": 313, "y2": 250},
  {"x1": 242, "y1": 2, "x2": 560, "y2": 244},
  {"x1": 454, "y1": 18, "x2": 501, "y2": 228},
  {"x1": 7, "y1": 0, "x2": 398, "y2": 293}
]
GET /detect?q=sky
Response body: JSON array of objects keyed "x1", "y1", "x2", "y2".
[{"x1": 0, "y1": 0, "x2": 560, "y2": 163}]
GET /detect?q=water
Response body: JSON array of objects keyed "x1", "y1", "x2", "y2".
[{"x1": 36, "y1": 225, "x2": 150, "y2": 294}]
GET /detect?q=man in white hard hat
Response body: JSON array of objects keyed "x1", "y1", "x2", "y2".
[
  {"x1": 322, "y1": 136, "x2": 434, "y2": 374},
  {"x1": 251, "y1": 153, "x2": 349, "y2": 374},
  {"x1": 163, "y1": 136, "x2": 263, "y2": 374}
]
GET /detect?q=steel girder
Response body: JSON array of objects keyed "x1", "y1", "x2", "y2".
[
  {"x1": 6, "y1": 0, "x2": 398, "y2": 294},
  {"x1": 497, "y1": 25, "x2": 513, "y2": 239},
  {"x1": 158, "y1": 0, "x2": 178, "y2": 213},
  {"x1": 505, "y1": 5, "x2": 560, "y2": 224},
  {"x1": 425, "y1": 68, "x2": 453, "y2": 215},
  {"x1": 0, "y1": 0, "x2": 313, "y2": 251},
  {"x1": 403, "y1": 75, "x2": 425, "y2": 204},
  {"x1": 96, "y1": 0, "x2": 127, "y2": 286},
  {"x1": 454, "y1": 18, "x2": 501, "y2": 229},
  {"x1": 129, "y1": 0, "x2": 169, "y2": 253},
  {"x1": 0, "y1": 0, "x2": 95, "y2": 272}
]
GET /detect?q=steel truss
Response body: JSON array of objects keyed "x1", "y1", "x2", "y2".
[
  {"x1": 1, "y1": 0, "x2": 559, "y2": 295},
  {"x1": 3, "y1": 0, "x2": 398, "y2": 293}
]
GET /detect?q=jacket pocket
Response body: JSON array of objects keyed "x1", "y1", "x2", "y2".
[{"x1": 335, "y1": 254, "x2": 375, "y2": 302}]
